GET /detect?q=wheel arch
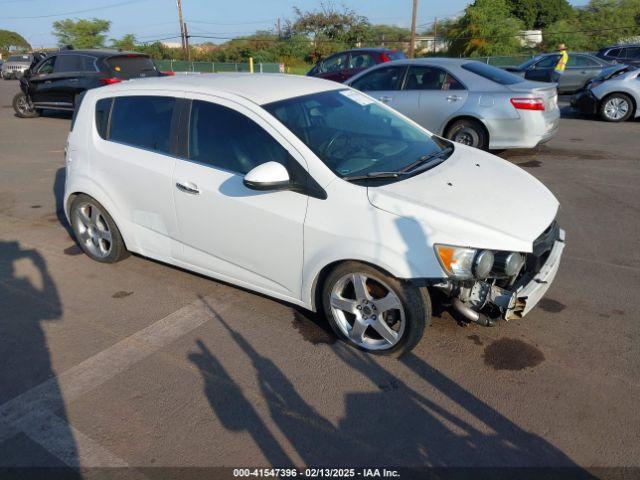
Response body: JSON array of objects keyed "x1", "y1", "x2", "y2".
[{"x1": 443, "y1": 115, "x2": 491, "y2": 143}]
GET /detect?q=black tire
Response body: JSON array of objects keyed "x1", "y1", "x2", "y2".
[
  {"x1": 599, "y1": 93, "x2": 634, "y2": 122},
  {"x1": 12, "y1": 92, "x2": 40, "y2": 118},
  {"x1": 445, "y1": 118, "x2": 489, "y2": 150},
  {"x1": 322, "y1": 261, "x2": 430, "y2": 357},
  {"x1": 69, "y1": 194, "x2": 128, "y2": 263}
]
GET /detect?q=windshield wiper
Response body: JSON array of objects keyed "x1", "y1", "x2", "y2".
[
  {"x1": 342, "y1": 171, "x2": 402, "y2": 181},
  {"x1": 397, "y1": 146, "x2": 454, "y2": 174}
]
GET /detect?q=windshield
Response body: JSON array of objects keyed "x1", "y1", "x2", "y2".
[
  {"x1": 8, "y1": 55, "x2": 31, "y2": 62},
  {"x1": 264, "y1": 89, "x2": 450, "y2": 179},
  {"x1": 462, "y1": 61, "x2": 524, "y2": 85}
]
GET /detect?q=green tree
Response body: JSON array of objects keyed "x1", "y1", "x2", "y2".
[
  {"x1": 447, "y1": 0, "x2": 525, "y2": 56},
  {"x1": 506, "y1": 0, "x2": 573, "y2": 29},
  {"x1": 52, "y1": 18, "x2": 111, "y2": 49},
  {"x1": 110, "y1": 33, "x2": 136, "y2": 51},
  {"x1": 0, "y1": 29, "x2": 31, "y2": 56}
]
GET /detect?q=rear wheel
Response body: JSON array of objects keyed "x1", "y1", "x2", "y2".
[
  {"x1": 600, "y1": 93, "x2": 633, "y2": 122},
  {"x1": 13, "y1": 92, "x2": 39, "y2": 118},
  {"x1": 445, "y1": 118, "x2": 488, "y2": 150},
  {"x1": 322, "y1": 262, "x2": 429, "y2": 356},
  {"x1": 70, "y1": 195, "x2": 128, "y2": 263}
]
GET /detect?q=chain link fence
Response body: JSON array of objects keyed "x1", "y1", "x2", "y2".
[
  {"x1": 468, "y1": 55, "x2": 536, "y2": 67},
  {"x1": 154, "y1": 60, "x2": 282, "y2": 73}
]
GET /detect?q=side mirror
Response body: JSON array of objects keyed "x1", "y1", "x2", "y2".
[{"x1": 243, "y1": 161, "x2": 291, "y2": 191}]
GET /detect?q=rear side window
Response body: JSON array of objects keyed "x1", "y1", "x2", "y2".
[
  {"x1": 188, "y1": 100, "x2": 289, "y2": 174},
  {"x1": 461, "y1": 62, "x2": 524, "y2": 85},
  {"x1": 625, "y1": 47, "x2": 640, "y2": 59},
  {"x1": 321, "y1": 53, "x2": 348, "y2": 73},
  {"x1": 106, "y1": 55, "x2": 159, "y2": 79},
  {"x1": 404, "y1": 66, "x2": 465, "y2": 91},
  {"x1": 55, "y1": 55, "x2": 97, "y2": 73},
  {"x1": 349, "y1": 52, "x2": 375, "y2": 69},
  {"x1": 351, "y1": 66, "x2": 405, "y2": 91},
  {"x1": 95, "y1": 98, "x2": 113, "y2": 138},
  {"x1": 109, "y1": 96, "x2": 175, "y2": 154}
]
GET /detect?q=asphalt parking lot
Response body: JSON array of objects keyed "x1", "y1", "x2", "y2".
[{"x1": 0, "y1": 78, "x2": 639, "y2": 476}]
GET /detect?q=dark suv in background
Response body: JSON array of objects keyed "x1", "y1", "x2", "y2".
[
  {"x1": 13, "y1": 48, "x2": 162, "y2": 118},
  {"x1": 596, "y1": 44, "x2": 640, "y2": 66},
  {"x1": 307, "y1": 48, "x2": 406, "y2": 82}
]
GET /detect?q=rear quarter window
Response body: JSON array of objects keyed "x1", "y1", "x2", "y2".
[
  {"x1": 95, "y1": 98, "x2": 113, "y2": 138},
  {"x1": 461, "y1": 62, "x2": 524, "y2": 85}
]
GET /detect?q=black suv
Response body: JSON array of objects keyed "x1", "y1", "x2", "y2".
[
  {"x1": 13, "y1": 48, "x2": 162, "y2": 118},
  {"x1": 596, "y1": 44, "x2": 640, "y2": 66}
]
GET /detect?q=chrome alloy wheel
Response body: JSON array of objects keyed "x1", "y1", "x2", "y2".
[
  {"x1": 329, "y1": 273, "x2": 405, "y2": 350},
  {"x1": 15, "y1": 94, "x2": 35, "y2": 116},
  {"x1": 603, "y1": 97, "x2": 629, "y2": 121},
  {"x1": 73, "y1": 201, "x2": 113, "y2": 259},
  {"x1": 451, "y1": 127, "x2": 480, "y2": 147}
]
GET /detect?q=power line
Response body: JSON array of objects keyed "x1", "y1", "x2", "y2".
[{"x1": 4, "y1": 0, "x2": 148, "y2": 19}]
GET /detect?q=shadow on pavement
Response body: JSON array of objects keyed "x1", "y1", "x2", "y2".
[
  {"x1": 189, "y1": 295, "x2": 591, "y2": 471},
  {"x1": 0, "y1": 241, "x2": 80, "y2": 475}
]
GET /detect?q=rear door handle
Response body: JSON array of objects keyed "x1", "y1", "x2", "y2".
[
  {"x1": 69, "y1": 78, "x2": 79, "y2": 83},
  {"x1": 447, "y1": 95, "x2": 462, "y2": 102},
  {"x1": 44, "y1": 80, "x2": 52, "y2": 84},
  {"x1": 379, "y1": 96, "x2": 392, "y2": 103},
  {"x1": 176, "y1": 181, "x2": 200, "y2": 195}
]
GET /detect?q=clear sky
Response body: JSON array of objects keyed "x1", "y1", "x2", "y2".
[{"x1": 2, "y1": 0, "x2": 590, "y2": 49}]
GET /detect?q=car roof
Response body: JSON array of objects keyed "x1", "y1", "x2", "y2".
[
  {"x1": 100, "y1": 73, "x2": 344, "y2": 105},
  {"x1": 56, "y1": 49, "x2": 147, "y2": 58}
]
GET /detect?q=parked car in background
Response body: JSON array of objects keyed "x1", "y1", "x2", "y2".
[
  {"x1": 65, "y1": 74, "x2": 564, "y2": 355},
  {"x1": 1, "y1": 54, "x2": 33, "y2": 80},
  {"x1": 571, "y1": 64, "x2": 639, "y2": 122},
  {"x1": 345, "y1": 58, "x2": 559, "y2": 150},
  {"x1": 12, "y1": 48, "x2": 162, "y2": 118},
  {"x1": 596, "y1": 44, "x2": 640, "y2": 66},
  {"x1": 307, "y1": 48, "x2": 406, "y2": 82},
  {"x1": 505, "y1": 53, "x2": 611, "y2": 93}
]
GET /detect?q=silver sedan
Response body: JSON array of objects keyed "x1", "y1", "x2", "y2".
[{"x1": 345, "y1": 58, "x2": 560, "y2": 150}]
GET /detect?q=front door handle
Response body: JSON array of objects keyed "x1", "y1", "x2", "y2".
[
  {"x1": 176, "y1": 181, "x2": 200, "y2": 195},
  {"x1": 69, "y1": 78, "x2": 79, "y2": 83},
  {"x1": 447, "y1": 95, "x2": 462, "y2": 102},
  {"x1": 379, "y1": 96, "x2": 392, "y2": 103},
  {"x1": 44, "y1": 80, "x2": 52, "y2": 84}
]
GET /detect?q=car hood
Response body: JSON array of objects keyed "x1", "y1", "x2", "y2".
[{"x1": 367, "y1": 145, "x2": 559, "y2": 253}]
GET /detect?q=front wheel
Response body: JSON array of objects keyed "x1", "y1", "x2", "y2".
[
  {"x1": 600, "y1": 93, "x2": 633, "y2": 122},
  {"x1": 445, "y1": 119, "x2": 488, "y2": 150},
  {"x1": 322, "y1": 262, "x2": 429, "y2": 356},
  {"x1": 12, "y1": 92, "x2": 40, "y2": 118}
]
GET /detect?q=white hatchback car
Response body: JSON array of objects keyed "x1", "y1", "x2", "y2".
[{"x1": 65, "y1": 74, "x2": 565, "y2": 356}]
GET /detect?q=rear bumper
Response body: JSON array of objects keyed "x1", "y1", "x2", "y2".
[
  {"x1": 487, "y1": 108, "x2": 560, "y2": 149},
  {"x1": 571, "y1": 89, "x2": 599, "y2": 115}
]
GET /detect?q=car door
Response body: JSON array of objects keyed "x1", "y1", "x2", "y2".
[
  {"x1": 28, "y1": 56, "x2": 57, "y2": 104},
  {"x1": 349, "y1": 65, "x2": 406, "y2": 107},
  {"x1": 51, "y1": 54, "x2": 98, "y2": 105},
  {"x1": 315, "y1": 52, "x2": 349, "y2": 82},
  {"x1": 395, "y1": 65, "x2": 468, "y2": 133},
  {"x1": 564, "y1": 55, "x2": 601, "y2": 92},
  {"x1": 92, "y1": 94, "x2": 180, "y2": 257},
  {"x1": 172, "y1": 96, "x2": 307, "y2": 300},
  {"x1": 524, "y1": 54, "x2": 559, "y2": 82}
]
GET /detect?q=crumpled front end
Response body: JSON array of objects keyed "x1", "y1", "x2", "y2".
[{"x1": 436, "y1": 221, "x2": 566, "y2": 325}]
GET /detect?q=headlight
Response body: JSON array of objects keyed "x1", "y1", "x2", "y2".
[
  {"x1": 435, "y1": 245, "x2": 494, "y2": 279},
  {"x1": 494, "y1": 251, "x2": 524, "y2": 276}
]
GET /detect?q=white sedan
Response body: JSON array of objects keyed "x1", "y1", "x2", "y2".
[{"x1": 64, "y1": 73, "x2": 565, "y2": 355}]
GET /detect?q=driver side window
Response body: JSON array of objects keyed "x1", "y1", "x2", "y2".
[
  {"x1": 37, "y1": 57, "x2": 56, "y2": 75},
  {"x1": 321, "y1": 53, "x2": 348, "y2": 73},
  {"x1": 188, "y1": 100, "x2": 289, "y2": 175},
  {"x1": 535, "y1": 55, "x2": 560, "y2": 69},
  {"x1": 351, "y1": 66, "x2": 405, "y2": 91}
]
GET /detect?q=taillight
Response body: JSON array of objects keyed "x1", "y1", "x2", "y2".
[
  {"x1": 510, "y1": 97, "x2": 545, "y2": 111},
  {"x1": 380, "y1": 53, "x2": 391, "y2": 62},
  {"x1": 161, "y1": 71, "x2": 175, "y2": 76},
  {"x1": 99, "y1": 77, "x2": 122, "y2": 85}
]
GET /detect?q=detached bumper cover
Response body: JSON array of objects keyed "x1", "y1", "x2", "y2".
[
  {"x1": 503, "y1": 229, "x2": 566, "y2": 320},
  {"x1": 571, "y1": 90, "x2": 598, "y2": 115}
]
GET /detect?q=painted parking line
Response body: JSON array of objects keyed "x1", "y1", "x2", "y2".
[{"x1": 0, "y1": 294, "x2": 230, "y2": 466}]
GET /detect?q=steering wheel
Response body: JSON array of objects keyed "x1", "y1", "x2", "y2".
[{"x1": 322, "y1": 131, "x2": 350, "y2": 157}]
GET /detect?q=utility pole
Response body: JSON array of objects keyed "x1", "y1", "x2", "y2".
[
  {"x1": 433, "y1": 17, "x2": 438, "y2": 54},
  {"x1": 276, "y1": 18, "x2": 281, "y2": 39},
  {"x1": 184, "y1": 22, "x2": 191, "y2": 62},
  {"x1": 176, "y1": 0, "x2": 187, "y2": 59},
  {"x1": 409, "y1": 0, "x2": 418, "y2": 58}
]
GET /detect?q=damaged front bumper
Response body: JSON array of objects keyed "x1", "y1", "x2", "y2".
[{"x1": 491, "y1": 229, "x2": 566, "y2": 320}]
